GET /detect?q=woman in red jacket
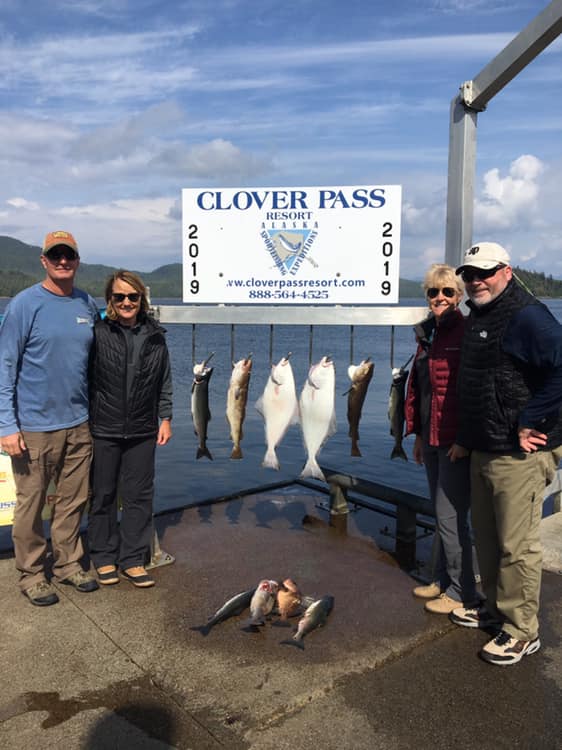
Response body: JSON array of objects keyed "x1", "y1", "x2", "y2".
[{"x1": 405, "y1": 264, "x2": 478, "y2": 613}]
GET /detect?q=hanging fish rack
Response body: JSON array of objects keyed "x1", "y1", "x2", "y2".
[{"x1": 156, "y1": 304, "x2": 425, "y2": 369}]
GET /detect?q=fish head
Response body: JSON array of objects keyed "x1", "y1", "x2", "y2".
[
  {"x1": 257, "y1": 579, "x2": 278, "y2": 593},
  {"x1": 271, "y1": 356, "x2": 294, "y2": 386},
  {"x1": 232, "y1": 356, "x2": 252, "y2": 382}
]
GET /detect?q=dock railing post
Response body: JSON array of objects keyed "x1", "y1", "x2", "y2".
[{"x1": 395, "y1": 505, "x2": 417, "y2": 571}]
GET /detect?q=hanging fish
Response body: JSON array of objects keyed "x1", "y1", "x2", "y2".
[
  {"x1": 345, "y1": 357, "x2": 374, "y2": 457},
  {"x1": 388, "y1": 355, "x2": 413, "y2": 461},
  {"x1": 255, "y1": 354, "x2": 299, "y2": 470},
  {"x1": 299, "y1": 356, "x2": 336, "y2": 482},
  {"x1": 191, "y1": 352, "x2": 214, "y2": 460},
  {"x1": 226, "y1": 355, "x2": 252, "y2": 459}
]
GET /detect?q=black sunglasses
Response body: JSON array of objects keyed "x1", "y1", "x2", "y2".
[
  {"x1": 427, "y1": 287, "x2": 456, "y2": 299},
  {"x1": 461, "y1": 265, "x2": 504, "y2": 283},
  {"x1": 112, "y1": 292, "x2": 141, "y2": 303},
  {"x1": 45, "y1": 247, "x2": 79, "y2": 262}
]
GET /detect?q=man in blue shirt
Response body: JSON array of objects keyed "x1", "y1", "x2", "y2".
[{"x1": 0, "y1": 230, "x2": 99, "y2": 605}]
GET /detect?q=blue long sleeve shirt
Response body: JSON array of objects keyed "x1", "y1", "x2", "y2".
[
  {"x1": 503, "y1": 303, "x2": 562, "y2": 430},
  {"x1": 0, "y1": 283, "x2": 97, "y2": 436}
]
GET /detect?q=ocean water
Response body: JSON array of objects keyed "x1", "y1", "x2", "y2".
[{"x1": 1, "y1": 297, "x2": 561, "y2": 522}]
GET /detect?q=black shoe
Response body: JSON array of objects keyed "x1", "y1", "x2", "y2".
[
  {"x1": 60, "y1": 570, "x2": 99, "y2": 593},
  {"x1": 25, "y1": 581, "x2": 59, "y2": 606}
]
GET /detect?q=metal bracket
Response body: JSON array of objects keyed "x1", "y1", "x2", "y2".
[{"x1": 459, "y1": 80, "x2": 487, "y2": 112}]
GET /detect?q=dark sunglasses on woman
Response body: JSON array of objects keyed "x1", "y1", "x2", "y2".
[
  {"x1": 112, "y1": 292, "x2": 141, "y2": 303},
  {"x1": 427, "y1": 287, "x2": 456, "y2": 299}
]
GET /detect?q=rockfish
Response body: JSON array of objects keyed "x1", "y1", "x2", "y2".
[
  {"x1": 282, "y1": 595, "x2": 334, "y2": 649},
  {"x1": 277, "y1": 578, "x2": 302, "y2": 620},
  {"x1": 346, "y1": 357, "x2": 374, "y2": 457},
  {"x1": 191, "y1": 353, "x2": 214, "y2": 460},
  {"x1": 226, "y1": 355, "x2": 252, "y2": 459},
  {"x1": 255, "y1": 355, "x2": 299, "y2": 470},
  {"x1": 388, "y1": 357, "x2": 412, "y2": 461},
  {"x1": 192, "y1": 588, "x2": 254, "y2": 636},
  {"x1": 299, "y1": 356, "x2": 336, "y2": 482},
  {"x1": 247, "y1": 579, "x2": 279, "y2": 626}
]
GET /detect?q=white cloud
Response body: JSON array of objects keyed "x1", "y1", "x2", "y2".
[
  {"x1": 6, "y1": 197, "x2": 40, "y2": 210},
  {"x1": 474, "y1": 154, "x2": 544, "y2": 232}
]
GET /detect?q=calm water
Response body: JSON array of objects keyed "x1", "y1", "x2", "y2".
[{"x1": 1, "y1": 297, "x2": 561, "y2": 521}]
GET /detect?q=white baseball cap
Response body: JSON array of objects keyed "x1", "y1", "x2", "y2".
[{"x1": 455, "y1": 242, "x2": 511, "y2": 274}]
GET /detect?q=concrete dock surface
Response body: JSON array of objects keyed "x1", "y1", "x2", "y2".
[{"x1": 0, "y1": 490, "x2": 561, "y2": 750}]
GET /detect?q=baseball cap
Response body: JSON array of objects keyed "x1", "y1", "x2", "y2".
[
  {"x1": 42, "y1": 230, "x2": 78, "y2": 255},
  {"x1": 455, "y1": 242, "x2": 510, "y2": 274}
]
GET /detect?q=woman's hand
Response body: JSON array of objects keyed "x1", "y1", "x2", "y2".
[
  {"x1": 413, "y1": 435, "x2": 424, "y2": 465},
  {"x1": 157, "y1": 419, "x2": 172, "y2": 445}
]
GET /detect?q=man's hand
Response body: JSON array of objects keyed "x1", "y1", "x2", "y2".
[
  {"x1": 448, "y1": 443, "x2": 469, "y2": 463},
  {"x1": 518, "y1": 427, "x2": 547, "y2": 453},
  {"x1": 1, "y1": 432, "x2": 26, "y2": 457}
]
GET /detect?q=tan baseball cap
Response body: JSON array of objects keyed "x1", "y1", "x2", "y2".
[{"x1": 42, "y1": 230, "x2": 78, "y2": 255}]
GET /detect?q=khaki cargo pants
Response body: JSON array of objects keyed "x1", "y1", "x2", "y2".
[
  {"x1": 11, "y1": 422, "x2": 93, "y2": 591},
  {"x1": 470, "y1": 447, "x2": 562, "y2": 641}
]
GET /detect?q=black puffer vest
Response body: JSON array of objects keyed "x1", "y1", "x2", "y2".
[
  {"x1": 458, "y1": 280, "x2": 562, "y2": 452},
  {"x1": 89, "y1": 316, "x2": 168, "y2": 439}
]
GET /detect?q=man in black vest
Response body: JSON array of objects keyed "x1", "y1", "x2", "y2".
[{"x1": 448, "y1": 242, "x2": 562, "y2": 665}]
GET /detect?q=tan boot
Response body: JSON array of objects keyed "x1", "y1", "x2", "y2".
[
  {"x1": 412, "y1": 581, "x2": 441, "y2": 599},
  {"x1": 424, "y1": 593, "x2": 461, "y2": 614}
]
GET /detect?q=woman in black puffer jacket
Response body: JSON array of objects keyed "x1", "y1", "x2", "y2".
[{"x1": 88, "y1": 270, "x2": 172, "y2": 588}]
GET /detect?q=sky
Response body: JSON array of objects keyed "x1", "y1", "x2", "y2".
[{"x1": 1, "y1": 0, "x2": 562, "y2": 279}]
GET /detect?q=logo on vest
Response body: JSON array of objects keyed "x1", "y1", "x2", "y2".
[{"x1": 479, "y1": 330, "x2": 488, "y2": 339}]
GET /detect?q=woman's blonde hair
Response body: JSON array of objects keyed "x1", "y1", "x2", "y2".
[
  {"x1": 104, "y1": 269, "x2": 149, "y2": 321},
  {"x1": 422, "y1": 263, "x2": 463, "y2": 298}
]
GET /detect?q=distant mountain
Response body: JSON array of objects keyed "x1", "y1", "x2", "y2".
[
  {"x1": 2, "y1": 235, "x2": 560, "y2": 300},
  {"x1": 0, "y1": 235, "x2": 182, "y2": 298}
]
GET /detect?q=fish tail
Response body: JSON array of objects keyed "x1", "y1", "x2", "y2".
[
  {"x1": 391, "y1": 444, "x2": 408, "y2": 461},
  {"x1": 190, "y1": 624, "x2": 211, "y2": 636},
  {"x1": 262, "y1": 449, "x2": 280, "y2": 470},
  {"x1": 350, "y1": 440, "x2": 362, "y2": 457},
  {"x1": 300, "y1": 458, "x2": 325, "y2": 482},
  {"x1": 230, "y1": 445, "x2": 243, "y2": 460},
  {"x1": 197, "y1": 446, "x2": 213, "y2": 460},
  {"x1": 280, "y1": 638, "x2": 305, "y2": 650}
]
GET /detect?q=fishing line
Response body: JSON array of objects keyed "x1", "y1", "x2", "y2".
[
  {"x1": 191, "y1": 323, "x2": 196, "y2": 369},
  {"x1": 308, "y1": 324, "x2": 314, "y2": 366},
  {"x1": 349, "y1": 324, "x2": 355, "y2": 364},
  {"x1": 269, "y1": 324, "x2": 274, "y2": 365}
]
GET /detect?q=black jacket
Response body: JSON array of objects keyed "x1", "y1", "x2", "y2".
[
  {"x1": 457, "y1": 280, "x2": 562, "y2": 452},
  {"x1": 89, "y1": 315, "x2": 172, "y2": 439}
]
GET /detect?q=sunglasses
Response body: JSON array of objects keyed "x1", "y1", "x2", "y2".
[
  {"x1": 112, "y1": 292, "x2": 141, "y2": 303},
  {"x1": 461, "y1": 265, "x2": 504, "y2": 283},
  {"x1": 45, "y1": 247, "x2": 79, "y2": 262},
  {"x1": 427, "y1": 287, "x2": 456, "y2": 299}
]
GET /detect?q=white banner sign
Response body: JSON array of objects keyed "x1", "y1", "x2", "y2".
[{"x1": 182, "y1": 184, "x2": 402, "y2": 304}]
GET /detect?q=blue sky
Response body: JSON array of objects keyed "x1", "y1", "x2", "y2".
[{"x1": 1, "y1": 0, "x2": 562, "y2": 278}]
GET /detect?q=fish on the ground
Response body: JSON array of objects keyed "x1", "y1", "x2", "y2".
[
  {"x1": 191, "y1": 353, "x2": 214, "y2": 460},
  {"x1": 276, "y1": 578, "x2": 302, "y2": 620},
  {"x1": 255, "y1": 354, "x2": 299, "y2": 470},
  {"x1": 191, "y1": 588, "x2": 255, "y2": 636},
  {"x1": 299, "y1": 356, "x2": 336, "y2": 482},
  {"x1": 345, "y1": 357, "x2": 375, "y2": 457},
  {"x1": 246, "y1": 579, "x2": 279, "y2": 626},
  {"x1": 388, "y1": 356, "x2": 412, "y2": 461},
  {"x1": 226, "y1": 355, "x2": 253, "y2": 459},
  {"x1": 281, "y1": 595, "x2": 335, "y2": 649}
]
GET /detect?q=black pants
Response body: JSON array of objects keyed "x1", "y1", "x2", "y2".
[{"x1": 88, "y1": 436, "x2": 156, "y2": 570}]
